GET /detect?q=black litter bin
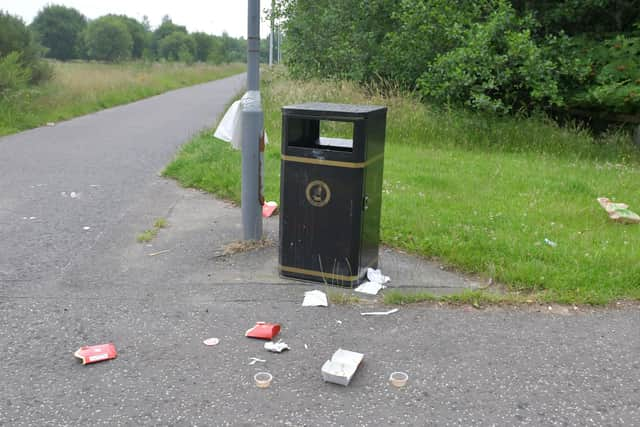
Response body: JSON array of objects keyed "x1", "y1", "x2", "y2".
[{"x1": 279, "y1": 102, "x2": 387, "y2": 286}]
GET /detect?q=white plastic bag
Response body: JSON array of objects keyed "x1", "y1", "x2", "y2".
[
  {"x1": 213, "y1": 100, "x2": 242, "y2": 149},
  {"x1": 213, "y1": 92, "x2": 269, "y2": 150}
]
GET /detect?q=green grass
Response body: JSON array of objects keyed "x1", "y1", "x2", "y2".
[
  {"x1": 327, "y1": 290, "x2": 362, "y2": 305},
  {"x1": 137, "y1": 229, "x2": 158, "y2": 243},
  {"x1": 0, "y1": 61, "x2": 245, "y2": 136},
  {"x1": 164, "y1": 67, "x2": 640, "y2": 304},
  {"x1": 383, "y1": 290, "x2": 521, "y2": 306},
  {"x1": 137, "y1": 217, "x2": 168, "y2": 243},
  {"x1": 153, "y1": 218, "x2": 168, "y2": 229}
]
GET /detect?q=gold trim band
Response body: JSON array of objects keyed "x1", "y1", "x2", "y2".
[
  {"x1": 279, "y1": 259, "x2": 378, "y2": 282},
  {"x1": 282, "y1": 153, "x2": 383, "y2": 169}
]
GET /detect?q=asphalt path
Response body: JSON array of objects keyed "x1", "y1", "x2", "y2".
[{"x1": 1, "y1": 73, "x2": 639, "y2": 426}]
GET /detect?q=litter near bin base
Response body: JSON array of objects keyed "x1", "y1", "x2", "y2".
[
  {"x1": 361, "y1": 308, "x2": 399, "y2": 316},
  {"x1": 302, "y1": 290, "x2": 328, "y2": 307},
  {"x1": 597, "y1": 197, "x2": 640, "y2": 224},
  {"x1": 264, "y1": 340, "x2": 290, "y2": 353},
  {"x1": 355, "y1": 281, "x2": 385, "y2": 295},
  {"x1": 356, "y1": 268, "x2": 391, "y2": 295},
  {"x1": 245, "y1": 322, "x2": 281, "y2": 340},
  {"x1": 321, "y1": 349, "x2": 364, "y2": 386},
  {"x1": 74, "y1": 343, "x2": 117, "y2": 365},
  {"x1": 367, "y1": 268, "x2": 390, "y2": 284}
]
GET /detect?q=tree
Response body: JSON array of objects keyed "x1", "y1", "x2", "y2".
[
  {"x1": 152, "y1": 16, "x2": 187, "y2": 56},
  {"x1": 30, "y1": 4, "x2": 86, "y2": 60},
  {"x1": 221, "y1": 32, "x2": 246, "y2": 63},
  {"x1": 0, "y1": 11, "x2": 51, "y2": 84},
  {"x1": 84, "y1": 16, "x2": 133, "y2": 62},
  {"x1": 192, "y1": 32, "x2": 215, "y2": 62},
  {"x1": 158, "y1": 32, "x2": 195, "y2": 62},
  {"x1": 104, "y1": 15, "x2": 149, "y2": 58}
]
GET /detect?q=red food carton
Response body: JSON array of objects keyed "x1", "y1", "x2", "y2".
[
  {"x1": 74, "y1": 343, "x2": 117, "y2": 365},
  {"x1": 245, "y1": 322, "x2": 280, "y2": 340}
]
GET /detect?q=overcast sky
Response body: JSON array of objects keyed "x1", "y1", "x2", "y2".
[{"x1": 2, "y1": 0, "x2": 272, "y2": 38}]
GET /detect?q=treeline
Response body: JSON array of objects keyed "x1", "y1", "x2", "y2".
[
  {"x1": 27, "y1": 5, "x2": 247, "y2": 63},
  {"x1": 276, "y1": 0, "x2": 639, "y2": 117}
]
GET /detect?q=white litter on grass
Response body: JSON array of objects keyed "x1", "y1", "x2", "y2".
[
  {"x1": 355, "y1": 281, "x2": 385, "y2": 295},
  {"x1": 544, "y1": 238, "x2": 557, "y2": 247},
  {"x1": 321, "y1": 349, "x2": 364, "y2": 386},
  {"x1": 249, "y1": 357, "x2": 266, "y2": 365},
  {"x1": 264, "y1": 341, "x2": 289, "y2": 353},
  {"x1": 302, "y1": 290, "x2": 328, "y2": 307},
  {"x1": 360, "y1": 308, "x2": 399, "y2": 316}
]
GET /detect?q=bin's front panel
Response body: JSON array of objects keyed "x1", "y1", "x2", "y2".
[{"x1": 279, "y1": 160, "x2": 364, "y2": 285}]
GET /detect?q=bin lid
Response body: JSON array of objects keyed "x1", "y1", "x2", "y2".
[{"x1": 282, "y1": 102, "x2": 386, "y2": 118}]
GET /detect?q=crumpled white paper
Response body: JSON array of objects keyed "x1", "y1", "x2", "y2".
[
  {"x1": 264, "y1": 341, "x2": 290, "y2": 353},
  {"x1": 302, "y1": 290, "x2": 328, "y2": 307},
  {"x1": 355, "y1": 268, "x2": 391, "y2": 295}
]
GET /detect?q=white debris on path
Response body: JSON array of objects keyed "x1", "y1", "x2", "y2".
[
  {"x1": 360, "y1": 308, "x2": 399, "y2": 316},
  {"x1": 302, "y1": 290, "x2": 328, "y2": 307}
]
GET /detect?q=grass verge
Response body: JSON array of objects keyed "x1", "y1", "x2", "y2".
[
  {"x1": 0, "y1": 61, "x2": 245, "y2": 136},
  {"x1": 383, "y1": 289, "x2": 522, "y2": 307},
  {"x1": 165, "y1": 67, "x2": 640, "y2": 305},
  {"x1": 137, "y1": 218, "x2": 168, "y2": 243}
]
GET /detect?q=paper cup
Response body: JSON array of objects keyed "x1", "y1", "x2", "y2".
[
  {"x1": 389, "y1": 371, "x2": 408, "y2": 388},
  {"x1": 254, "y1": 372, "x2": 273, "y2": 388}
]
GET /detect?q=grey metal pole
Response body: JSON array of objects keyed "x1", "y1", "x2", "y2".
[
  {"x1": 247, "y1": 0, "x2": 260, "y2": 91},
  {"x1": 277, "y1": 26, "x2": 282, "y2": 63},
  {"x1": 241, "y1": 0, "x2": 263, "y2": 241},
  {"x1": 269, "y1": 0, "x2": 274, "y2": 66}
]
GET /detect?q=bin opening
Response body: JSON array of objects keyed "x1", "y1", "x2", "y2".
[
  {"x1": 288, "y1": 118, "x2": 354, "y2": 152},
  {"x1": 317, "y1": 137, "x2": 353, "y2": 149}
]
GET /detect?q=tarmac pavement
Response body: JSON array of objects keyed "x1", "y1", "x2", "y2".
[{"x1": 1, "y1": 74, "x2": 639, "y2": 426}]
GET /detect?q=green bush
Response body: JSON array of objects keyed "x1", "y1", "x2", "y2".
[
  {"x1": 0, "y1": 51, "x2": 30, "y2": 92},
  {"x1": 84, "y1": 16, "x2": 133, "y2": 62},
  {"x1": 277, "y1": 0, "x2": 639, "y2": 118},
  {"x1": 570, "y1": 34, "x2": 640, "y2": 114},
  {"x1": 379, "y1": 0, "x2": 492, "y2": 86},
  {"x1": 0, "y1": 11, "x2": 52, "y2": 84},
  {"x1": 158, "y1": 32, "x2": 195, "y2": 63},
  {"x1": 30, "y1": 5, "x2": 86, "y2": 60},
  {"x1": 418, "y1": 4, "x2": 572, "y2": 113}
]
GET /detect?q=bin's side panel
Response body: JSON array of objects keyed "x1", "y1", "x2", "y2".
[
  {"x1": 359, "y1": 110, "x2": 387, "y2": 272},
  {"x1": 279, "y1": 160, "x2": 364, "y2": 285}
]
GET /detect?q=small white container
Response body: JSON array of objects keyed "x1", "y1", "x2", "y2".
[
  {"x1": 389, "y1": 371, "x2": 408, "y2": 388},
  {"x1": 254, "y1": 372, "x2": 273, "y2": 388}
]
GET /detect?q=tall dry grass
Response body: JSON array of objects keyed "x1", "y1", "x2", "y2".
[{"x1": 0, "y1": 61, "x2": 245, "y2": 136}]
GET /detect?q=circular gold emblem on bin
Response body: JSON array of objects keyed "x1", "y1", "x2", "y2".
[{"x1": 305, "y1": 180, "x2": 331, "y2": 207}]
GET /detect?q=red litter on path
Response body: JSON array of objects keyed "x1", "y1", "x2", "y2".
[
  {"x1": 245, "y1": 322, "x2": 280, "y2": 340},
  {"x1": 74, "y1": 343, "x2": 117, "y2": 365},
  {"x1": 262, "y1": 201, "x2": 278, "y2": 218}
]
